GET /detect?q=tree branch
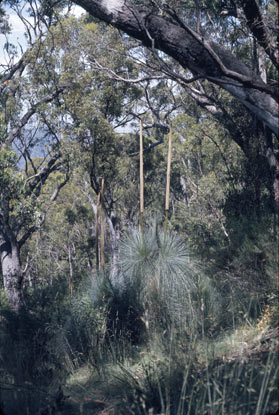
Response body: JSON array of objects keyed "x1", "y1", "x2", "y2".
[
  {"x1": 163, "y1": 4, "x2": 278, "y2": 100},
  {"x1": 5, "y1": 87, "x2": 66, "y2": 147},
  {"x1": 240, "y1": 0, "x2": 279, "y2": 70},
  {"x1": 128, "y1": 138, "x2": 164, "y2": 157},
  {"x1": 50, "y1": 168, "x2": 70, "y2": 202},
  {"x1": 24, "y1": 152, "x2": 62, "y2": 197},
  {"x1": 19, "y1": 165, "x2": 70, "y2": 248},
  {"x1": 73, "y1": 0, "x2": 278, "y2": 136}
]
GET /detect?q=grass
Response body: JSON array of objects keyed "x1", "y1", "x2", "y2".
[
  {"x1": 57, "y1": 226, "x2": 278, "y2": 414},
  {"x1": 59, "y1": 292, "x2": 278, "y2": 414},
  {"x1": 61, "y1": 326, "x2": 278, "y2": 414},
  {"x1": 199, "y1": 324, "x2": 265, "y2": 362},
  {"x1": 1, "y1": 226, "x2": 278, "y2": 414}
]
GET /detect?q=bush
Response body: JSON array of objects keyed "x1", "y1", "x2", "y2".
[{"x1": 0, "y1": 294, "x2": 68, "y2": 414}]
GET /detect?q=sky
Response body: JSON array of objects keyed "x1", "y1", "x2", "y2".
[
  {"x1": 0, "y1": 11, "x2": 27, "y2": 66},
  {"x1": 0, "y1": 5, "x2": 85, "y2": 66}
]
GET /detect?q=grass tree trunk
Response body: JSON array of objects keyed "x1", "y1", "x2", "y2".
[{"x1": 0, "y1": 233, "x2": 24, "y2": 312}]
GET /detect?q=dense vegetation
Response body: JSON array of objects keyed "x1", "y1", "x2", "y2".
[{"x1": 0, "y1": 1, "x2": 278, "y2": 414}]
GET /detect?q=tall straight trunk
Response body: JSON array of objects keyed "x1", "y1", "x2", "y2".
[
  {"x1": 100, "y1": 179, "x2": 105, "y2": 271},
  {"x1": 95, "y1": 192, "x2": 100, "y2": 271},
  {"x1": 165, "y1": 124, "x2": 172, "y2": 230},
  {"x1": 139, "y1": 119, "x2": 144, "y2": 233},
  {"x1": 106, "y1": 214, "x2": 120, "y2": 280},
  {"x1": 0, "y1": 234, "x2": 24, "y2": 311},
  {"x1": 264, "y1": 127, "x2": 279, "y2": 211},
  {"x1": 86, "y1": 187, "x2": 120, "y2": 278},
  {"x1": 68, "y1": 244, "x2": 73, "y2": 296}
]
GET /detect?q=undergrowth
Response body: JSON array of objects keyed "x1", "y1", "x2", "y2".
[
  {"x1": 61, "y1": 225, "x2": 278, "y2": 415},
  {"x1": 0, "y1": 225, "x2": 278, "y2": 414}
]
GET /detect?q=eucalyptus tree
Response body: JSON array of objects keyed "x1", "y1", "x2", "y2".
[
  {"x1": 0, "y1": 0, "x2": 71, "y2": 310},
  {"x1": 39, "y1": 15, "x2": 181, "y2": 272},
  {"x1": 0, "y1": 9, "x2": 175, "y2": 296},
  {"x1": 72, "y1": 0, "x2": 278, "y2": 132},
  {"x1": 43, "y1": 9, "x2": 276, "y2": 283},
  {"x1": 22, "y1": 168, "x2": 95, "y2": 293},
  {"x1": 71, "y1": 0, "x2": 279, "y2": 205},
  {"x1": 0, "y1": 117, "x2": 70, "y2": 311}
]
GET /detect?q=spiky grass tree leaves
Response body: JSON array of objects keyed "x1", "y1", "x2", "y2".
[
  {"x1": 116, "y1": 221, "x2": 225, "y2": 340},
  {"x1": 117, "y1": 224, "x2": 201, "y2": 334},
  {"x1": 118, "y1": 227, "x2": 157, "y2": 284}
]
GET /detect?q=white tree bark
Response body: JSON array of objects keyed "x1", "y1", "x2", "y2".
[{"x1": 0, "y1": 234, "x2": 24, "y2": 311}]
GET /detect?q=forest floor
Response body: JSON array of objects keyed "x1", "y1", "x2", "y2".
[{"x1": 60, "y1": 325, "x2": 279, "y2": 415}]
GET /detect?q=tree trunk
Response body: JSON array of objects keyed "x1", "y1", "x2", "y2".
[
  {"x1": 264, "y1": 127, "x2": 279, "y2": 211},
  {"x1": 106, "y1": 214, "x2": 120, "y2": 280},
  {"x1": 87, "y1": 190, "x2": 120, "y2": 277},
  {"x1": 0, "y1": 234, "x2": 24, "y2": 311},
  {"x1": 68, "y1": 244, "x2": 73, "y2": 296}
]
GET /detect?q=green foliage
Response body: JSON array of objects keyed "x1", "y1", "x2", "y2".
[
  {"x1": 103, "y1": 223, "x2": 224, "y2": 343},
  {"x1": 168, "y1": 110, "x2": 277, "y2": 329},
  {"x1": 0, "y1": 148, "x2": 20, "y2": 194},
  {"x1": 91, "y1": 336, "x2": 278, "y2": 415},
  {"x1": 96, "y1": 273, "x2": 146, "y2": 348},
  {"x1": 63, "y1": 288, "x2": 109, "y2": 371},
  {"x1": 23, "y1": 170, "x2": 95, "y2": 291},
  {"x1": 0, "y1": 6, "x2": 10, "y2": 34},
  {"x1": 0, "y1": 283, "x2": 69, "y2": 414},
  {"x1": 0, "y1": 148, "x2": 38, "y2": 230},
  {"x1": 0, "y1": 5, "x2": 278, "y2": 414},
  {"x1": 118, "y1": 225, "x2": 195, "y2": 333}
]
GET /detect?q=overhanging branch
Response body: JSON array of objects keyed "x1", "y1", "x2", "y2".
[
  {"x1": 163, "y1": 4, "x2": 278, "y2": 102},
  {"x1": 73, "y1": 0, "x2": 278, "y2": 135}
]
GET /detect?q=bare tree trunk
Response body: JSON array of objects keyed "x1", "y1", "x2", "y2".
[
  {"x1": 258, "y1": 46, "x2": 267, "y2": 83},
  {"x1": 68, "y1": 245, "x2": 73, "y2": 296},
  {"x1": 264, "y1": 127, "x2": 279, "y2": 211},
  {"x1": 100, "y1": 179, "x2": 105, "y2": 271},
  {"x1": 95, "y1": 192, "x2": 100, "y2": 271},
  {"x1": 106, "y1": 214, "x2": 120, "y2": 280},
  {"x1": 0, "y1": 234, "x2": 24, "y2": 311},
  {"x1": 86, "y1": 189, "x2": 120, "y2": 277}
]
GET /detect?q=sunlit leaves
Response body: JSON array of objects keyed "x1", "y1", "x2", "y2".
[{"x1": 0, "y1": 147, "x2": 37, "y2": 230}]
